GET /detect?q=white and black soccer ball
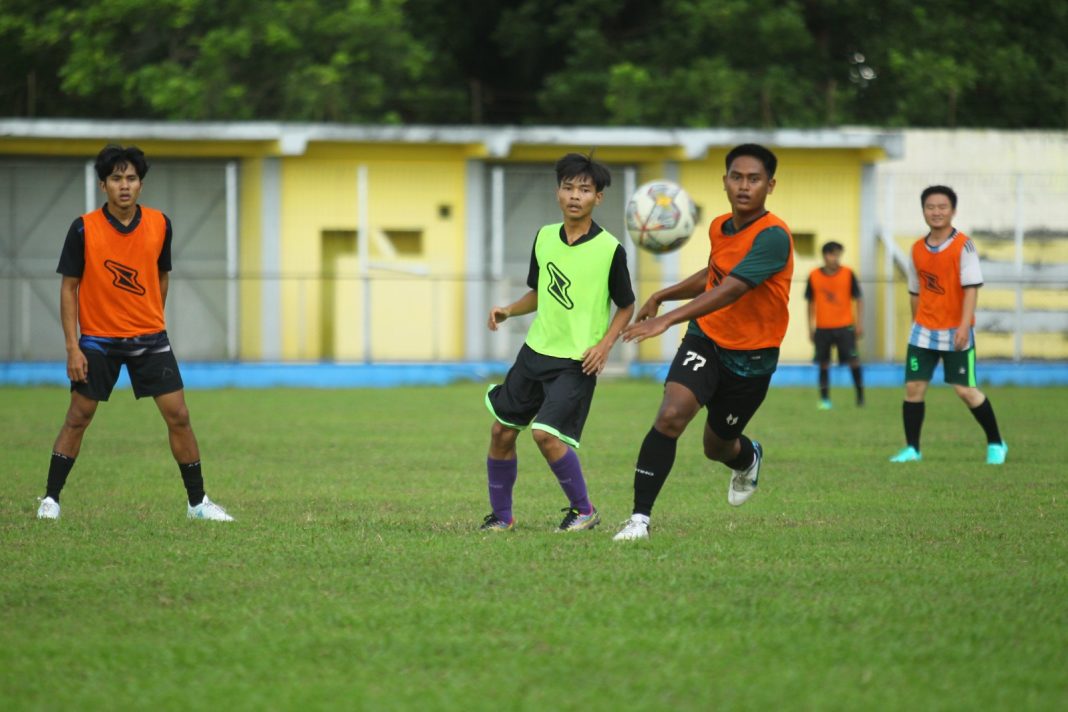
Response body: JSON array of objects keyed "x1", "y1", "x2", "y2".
[{"x1": 624, "y1": 180, "x2": 698, "y2": 254}]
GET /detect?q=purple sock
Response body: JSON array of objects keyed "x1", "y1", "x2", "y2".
[
  {"x1": 487, "y1": 457, "x2": 517, "y2": 522},
  {"x1": 549, "y1": 448, "x2": 592, "y2": 514}
]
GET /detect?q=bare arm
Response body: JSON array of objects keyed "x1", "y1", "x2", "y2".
[
  {"x1": 955, "y1": 286, "x2": 978, "y2": 350},
  {"x1": 807, "y1": 300, "x2": 817, "y2": 342},
  {"x1": 488, "y1": 289, "x2": 538, "y2": 331},
  {"x1": 623, "y1": 276, "x2": 751, "y2": 343},
  {"x1": 60, "y1": 276, "x2": 88, "y2": 382},
  {"x1": 909, "y1": 294, "x2": 918, "y2": 321},
  {"x1": 580, "y1": 302, "x2": 636, "y2": 375},
  {"x1": 854, "y1": 297, "x2": 864, "y2": 338},
  {"x1": 159, "y1": 270, "x2": 170, "y2": 308},
  {"x1": 633, "y1": 267, "x2": 709, "y2": 322}
]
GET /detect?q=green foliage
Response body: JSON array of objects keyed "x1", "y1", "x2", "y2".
[
  {"x1": 2, "y1": 384, "x2": 1067, "y2": 708},
  {"x1": 2, "y1": 0, "x2": 1067, "y2": 126}
]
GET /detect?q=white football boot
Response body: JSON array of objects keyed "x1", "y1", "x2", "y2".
[
  {"x1": 187, "y1": 496, "x2": 234, "y2": 522},
  {"x1": 36, "y1": 496, "x2": 61, "y2": 520},
  {"x1": 728, "y1": 441, "x2": 763, "y2": 507},
  {"x1": 612, "y1": 513, "x2": 650, "y2": 541}
]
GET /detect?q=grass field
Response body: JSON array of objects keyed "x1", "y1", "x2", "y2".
[{"x1": 2, "y1": 381, "x2": 1066, "y2": 710}]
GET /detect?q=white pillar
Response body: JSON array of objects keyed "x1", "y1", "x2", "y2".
[
  {"x1": 358, "y1": 164, "x2": 371, "y2": 363},
  {"x1": 1013, "y1": 175, "x2": 1024, "y2": 362},
  {"x1": 881, "y1": 174, "x2": 896, "y2": 361},
  {"x1": 225, "y1": 161, "x2": 238, "y2": 361}
]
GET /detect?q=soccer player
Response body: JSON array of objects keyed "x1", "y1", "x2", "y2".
[
  {"x1": 805, "y1": 241, "x2": 864, "y2": 409},
  {"x1": 613, "y1": 144, "x2": 793, "y2": 541},
  {"x1": 481, "y1": 153, "x2": 635, "y2": 532},
  {"x1": 36, "y1": 145, "x2": 234, "y2": 521},
  {"x1": 889, "y1": 186, "x2": 1007, "y2": 465}
]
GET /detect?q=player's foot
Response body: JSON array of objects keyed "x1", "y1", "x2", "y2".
[
  {"x1": 558, "y1": 506, "x2": 600, "y2": 532},
  {"x1": 36, "y1": 496, "x2": 60, "y2": 520},
  {"x1": 187, "y1": 496, "x2": 234, "y2": 522},
  {"x1": 728, "y1": 441, "x2": 762, "y2": 507},
  {"x1": 889, "y1": 446, "x2": 922, "y2": 463},
  {"x1": 818, "y1": 399, "x2": 832, "y2": 410},
  {"x1": 612, "y1": 514, "x2": 650, "y2": 541},
  {"x1": 479, "y1": 513, "x2": 515, "y2": 531},
  {"x1": 986, "y1": 442, "x2": 1008, "y2": 465}
]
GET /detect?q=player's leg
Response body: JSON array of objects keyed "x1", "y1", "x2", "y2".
[
  {"x1": 483, "y1": 346, "x2": 543, "y2": 530},
  {"x1": 531, "y1": 363, "x2": 599, "y2": 531},
  {"x1": 814, "y1": 329, "x2": 832, "y2": 409},
  {"x1": 483, "y1": 421, "x2": 520, "y2": 530},
  {"x1": 130, "y1": 340, "x2": 233, "y2": 521},
  {"x1": 615, "y1": 335, "x2": 710, "y2": 541},
  {"x1": 891, "y1": 345, "x2": 935, "y2": 462},
  {"x1": 38, "y1": 347, "x2": 119, "y2": 519},
  {"x1": 945, "y1": 348, "x2": 1007, "y2": 464},
  {"x1": 701, "y1": 365, "x2": 771, "y2": 506},
  {"x1": 840, "y1": 328, "x2": 864, "y2": 406}
]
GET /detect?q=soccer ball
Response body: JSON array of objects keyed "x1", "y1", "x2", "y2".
[{"x1": 625, "y1": 180, "x2": 699, "y2": 254}]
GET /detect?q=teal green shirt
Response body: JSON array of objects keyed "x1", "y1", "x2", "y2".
[{"x1": 689, "y1": 220, "x2": 789, "y2": 377}]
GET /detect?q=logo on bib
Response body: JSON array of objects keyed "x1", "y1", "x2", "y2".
[
  {"x1": 104, "y1": 260, "x2": 146, "y2": 296},
  {"x1": 546, "y1": 262, "x2": 574, "y2": 310}
]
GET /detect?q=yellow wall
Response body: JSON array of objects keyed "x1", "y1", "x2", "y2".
[{"x1": 276, "y1": 145, "x2": 468, "y2": 360}]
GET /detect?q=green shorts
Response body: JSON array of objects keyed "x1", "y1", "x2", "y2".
[{"x1": 905, "y1": 343, "x2": 977, "y2": 386}]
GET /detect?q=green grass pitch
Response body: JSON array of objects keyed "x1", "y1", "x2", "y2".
[{"x1": 2, "y1": 382, "x2": 1066, "y2": 710}]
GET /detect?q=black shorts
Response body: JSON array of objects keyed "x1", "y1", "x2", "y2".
[
  {"x1": 666, "y1": 333, "x2": 771, "y2": 440},
  {"x1": 813, "y1": 327, "x2": 858, "y2": 364},
  {"x1": 485, "y1": 344, "x2": 597, "y2": 448},
  {"x1": 73, "y1": 331, "x2": 184, "y2": 402}
]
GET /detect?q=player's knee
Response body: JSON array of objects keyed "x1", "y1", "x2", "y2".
[
  {"x1": 490, "y1": 421, "x2": 517, "y2": 445},
  {"x1": 164, "y1": 404, "x2": 191, "y2": 429},
  {"x1": 64, "y1": 405, "x2": 95, "y2": 431},
  {"x1": 654, "y1": 405, "x2": 689, "y2": 438}
]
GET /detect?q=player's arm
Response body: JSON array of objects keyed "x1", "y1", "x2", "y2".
[
  {"x1": 633, "y1": 267, "x2": 708, "y2": 322},
  {"x1": 488, "y1": 290, "x2": 537, "y2": 331},
  {"x1": 60, "y1": 276, "x2": 87, "y2": 382},
  {"x1": 805, "y1": 276, "x2": 816, "y2": 342},
  {"x1": 581, "y1": 301, "x2": 635, "y2": 375},
  {"x1": 624, "y1": 277, "x2": 750, "y2": 342},
  {"x1": 159, "y1": 270, "x2": 170, "y2": 308},
  {"x1": 956, "y1": 286, "x2": 978, "y2": 350},
  {"x1": 854, "y1": 297, "x2": 864, "y2": 338},
  {"x1": 624, "y1": 226, "x2": 788, "y2": 343}
]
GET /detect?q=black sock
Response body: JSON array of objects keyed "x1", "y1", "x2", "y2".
[
  {"x1": 45, "y1": 451, "x2": 75, "y2": 502},
  {"x1": 851, "y1": 365, "x2": 864, "y2": 403},
  {"x1": 633, "y1": 427, "x2": 678, "y2": 516},
  {"x1": 723, "y1": 435, "x2": 756, "y2": 471},
  {"x1": 903, "y1": 401, "x2": 925, "y2": 450},
  {"x1": 818, "y1": 365, "x2": 830, "y2": 400},
  {"x1": 179, "y1": 461, "x2": 205, "y2": 506},
  {"x1": 969, "y1": 398, "x2": 1003, "y2": 445}
]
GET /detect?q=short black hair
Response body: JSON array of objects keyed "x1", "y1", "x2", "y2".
[
  {"x1": 921, "y1": 185, "x2": 957, "y2": 209},
  {"x1": 555, "y1": 153, "x2": 611, "y2": 192},
  {"x1": 725, "y1": 143, "x2": 778, "y2": 179},
  {"x1": 822, "y1": 241, "x2": 844, "y2": 255},
  {"x1": 95, "y1": 144, "x2": 149, "y2": 182}
]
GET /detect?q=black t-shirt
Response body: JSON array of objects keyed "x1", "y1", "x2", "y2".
[
  {"x1": 56, "y1": 205, "x2": 173, "y2": 277},
  {"x1": 525, "y1": 222, "x2": 635, "y2": 308}
]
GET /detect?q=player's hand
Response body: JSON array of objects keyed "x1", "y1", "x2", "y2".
[
  {"x1": 581, "y1": 342, "x2": 611, "y2": 376},
  {"x1": 487, "y1": 306, "x2": 510, "y2": 331},
  {"x1": 633, "y1": 295, "x2": 661, "y2": 322},
  {"x1": 623, "y1": 315, "x2": 669, "y2": 343},
  {"x1": 953, "y1": 325, "x2": 970, "y2": 350},
  {"x1": 855, "y1": 323, "x2": 864, "y2": 339},
  {"x1": 808, "y1": 327, "x2": 816, "y2": 343},
  {"x1": 67, "y1": 348, "x2": 88, "y2": 383}
]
